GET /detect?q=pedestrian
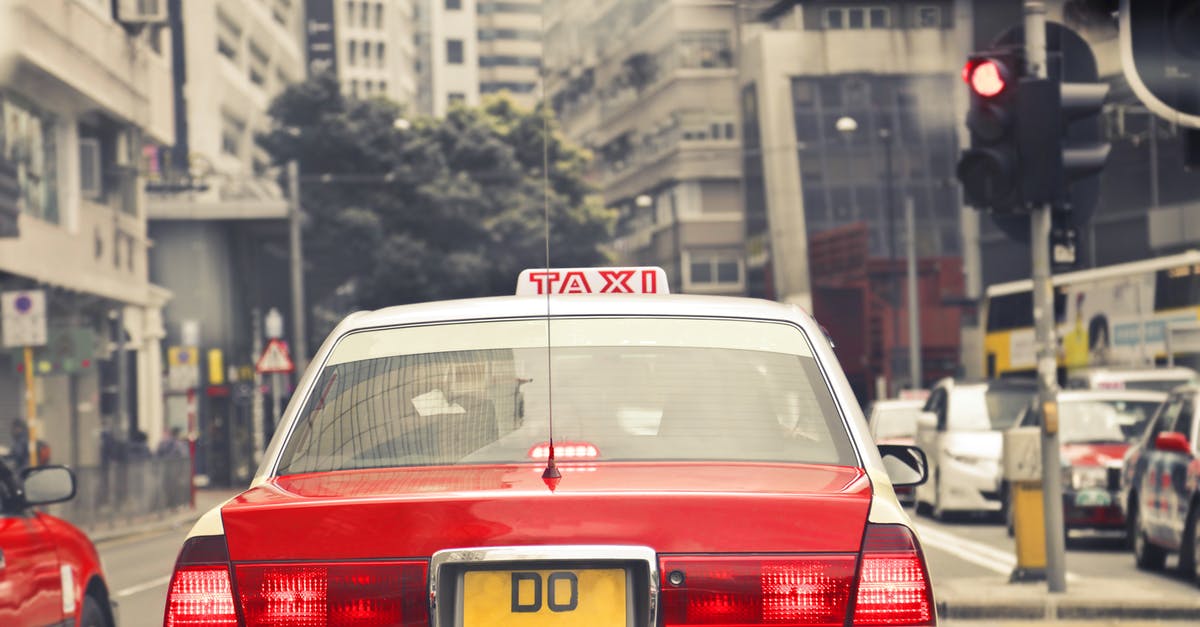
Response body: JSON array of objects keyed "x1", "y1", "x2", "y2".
[
  {"x1": 156, "y1": 427, "x2": 189, "y2": 458},
  {"x1": 126, "y1": 430, "x2": 152, "y2": 461},
  {"x1": 8, "y1": 418, "x2": 29, "y2": 470}
]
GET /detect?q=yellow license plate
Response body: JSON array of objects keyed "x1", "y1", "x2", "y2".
[{"x1": 462, "y1": 568, "x2": 627, "y2": 627}]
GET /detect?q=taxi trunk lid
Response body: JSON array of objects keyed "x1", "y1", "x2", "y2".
[{"x1": 220, "y1": 462, "x2": 872, "y2": 562}]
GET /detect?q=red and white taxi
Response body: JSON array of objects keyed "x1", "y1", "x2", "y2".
[
  {"x1": 164, "y1": 267, "x2": 937, "y2": 627},
  {"x1": 0, "y1": 459, "x2": 113, "y2": 627}
]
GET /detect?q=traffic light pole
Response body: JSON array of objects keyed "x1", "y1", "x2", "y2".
[{"x1": 1024, "y1": 0, "x2": 1068, "y2": 594}]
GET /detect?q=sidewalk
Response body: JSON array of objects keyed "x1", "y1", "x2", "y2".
[
  {"x1": 87, "y1": 487, "x2": 247, "y2": 545},
  {"x1": 937, "y1": 575, "x2": 1200, "y2": 621}
]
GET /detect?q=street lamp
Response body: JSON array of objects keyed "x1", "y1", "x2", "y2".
[
  {"x1": 833, "y1": 115, "x2": 918, "y2": 395},
  {"x1": 393, "y1": 117, "x2": 412, "y2": 132}
]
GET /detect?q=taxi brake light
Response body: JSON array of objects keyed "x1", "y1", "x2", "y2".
[
  {"x1": 164, "y1": 536, "x2": 237, "y2": 627},
  {"x1": 660, "y1": 555, "x2": 857, "y2": 626},
  {"x1": 236, "y1": 562, "x2": 428, "y2": 626},
  {"x1": 527, "y1": 441, "x2": 600, "y2": 460},
  {"x1": 852, "y1": 524, "x2": 935, "y2": 626}
]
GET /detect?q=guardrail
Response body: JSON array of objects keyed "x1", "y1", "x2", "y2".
[{"x1": 48, "y1": 456, "x2": 193, "y2": 531}]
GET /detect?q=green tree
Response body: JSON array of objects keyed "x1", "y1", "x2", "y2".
[{"x1": 259, "y1": 74, "x2": 614, "y2": 311}]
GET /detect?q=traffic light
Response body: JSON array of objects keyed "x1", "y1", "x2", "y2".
[{"x1": 956, "y1": 49, "x2": 1024, "y2": 213}]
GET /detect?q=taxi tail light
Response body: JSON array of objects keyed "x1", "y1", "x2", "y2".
[
  {"x1": 236, "y1": 561, "x2": 428, "y2": 626},
  {"x1": 660, "y1": 555, "x2": 858, "y2": 626},
  {"x1": 164, "y1": 535, "x2": 238, "y2": 627},
  {"x1": 851, "y1": 524, "x2": 936, "y2": 626}
]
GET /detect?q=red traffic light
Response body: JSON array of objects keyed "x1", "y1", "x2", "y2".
[{"x1": 963, "y1": 59, "x2": 1008, "y2": 98}]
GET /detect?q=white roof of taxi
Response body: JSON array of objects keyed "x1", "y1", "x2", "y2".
[
  {"x1": 337, "y1": 294, "x2": 818, "y2": 333},
  {"x1": 1057, "y1": 388, "x2": 1170, "y2": 402}
]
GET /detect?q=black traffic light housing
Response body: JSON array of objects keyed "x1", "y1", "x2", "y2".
[
  {"x1": 1120, "y1": 0, "x2": 1200, "y2": 127},
  {"x1": 961, "y1": 22, "x2": 1111, "y2": 252},
  {"x1": 957, "y1": 49, "x2": 1025, "y2": 213}
]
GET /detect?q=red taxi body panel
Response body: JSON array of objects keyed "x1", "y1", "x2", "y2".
[
  {"x1": 0, "y1": 510, "x2": 106, "y2": 626},
  {"x1": 1062, "y1": 442, "x2": 1127, "y2": 468},
  {"x1": 222, "y1": 462, "x2": 873, "y2": 561}
]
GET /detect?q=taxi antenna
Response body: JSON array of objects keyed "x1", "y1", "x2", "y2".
[{"x1": 538, "y1": 22, "x2": 560, "y2": 490}]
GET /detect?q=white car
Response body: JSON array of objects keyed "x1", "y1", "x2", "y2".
[
  {"x1": 1067, "y1": 366, "x2": 1199, "y2": 393},
  {"x1": 914, "y1": 378, "x2": 1036, "y2": 520}
]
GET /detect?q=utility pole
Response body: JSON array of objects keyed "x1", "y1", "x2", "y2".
[
  {"x1": 904, "y1": 195, "x2": 922, "y2": 389},
  {"x1": 1025, "y1": 1, "x2": 1068, "y2": 593},
  {"x1": 287, "y1": 160, "x2": 308, "y2": 376},
  {"x1": 881, "y1": 127, "x2": 901, "y2": 393}
]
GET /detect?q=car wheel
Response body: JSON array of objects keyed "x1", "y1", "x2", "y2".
[
  {"x1": 1131, "y1": 502, "x2": 1166, "y2": 571},
  {"x1": 1181, "y1": 502, "x2": 1200, "y2": 582},
  {"x1": 80, "y1": 594, "x2": 111, "y2": 627}
]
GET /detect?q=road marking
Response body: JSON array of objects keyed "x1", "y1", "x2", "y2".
[
  {"x1": 115, "y1": 575, "x2": 172, "y2": 598},
  {"x1": 913, "y1": 522, "x2": 1080, "y2": 582}
]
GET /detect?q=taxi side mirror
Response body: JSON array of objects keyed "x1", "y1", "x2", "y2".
[
  {"x1": 916, "y1": 411, "x2": 937, "y2": 431},
  {"x1": 21, "y1": 465, "x2": 76, "y2": 506},
  {"x1": 879, "y1": 444, "x2": 928, "y2": 487},
  {"x1": 1155, "y1": 432, "x2": 1192, "y2": 455}
]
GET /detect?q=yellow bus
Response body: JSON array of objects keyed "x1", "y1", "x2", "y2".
[{"x1": 982, "y1": 250, "x2": 1200, "y2": 378}]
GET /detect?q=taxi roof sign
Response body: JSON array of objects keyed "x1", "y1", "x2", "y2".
[{"x1": 516, "y1": 267, "x2": 669, "y2": 296}]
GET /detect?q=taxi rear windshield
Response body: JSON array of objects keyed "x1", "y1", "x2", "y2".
[{"x1": 275, "y1": 317, "x2": 855, "y2": 474}]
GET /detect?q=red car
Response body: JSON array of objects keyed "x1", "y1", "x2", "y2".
[
  {"x1": 0, "y1": 458, "x2": 114, "y2": 626},
  {"x1": 1008, "y1": 389, "x2": 1166, "y2": 536},
  {"x1": 164, "y1": 267, "x2": 937, "y2": 627}
]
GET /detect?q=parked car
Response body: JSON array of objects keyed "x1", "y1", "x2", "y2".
[
  {"x1": 0, "y1": 459, "x2": 114, "y2": 626},
  {"x1": 915, "y1": 378, "x2": 1037, "y2": 520},
  {"x1": 867, "y1": 398, "x2": 927, "y2": 506},
  {"x1": 1120, "y1": 384, "x2": 1200, "y2": 582},
  {"x1": 1005, "y1": 389, "x2": 1166, "y2": 538},
  {"x1": 1067, "y1": 366, "x2": 1199, "y2": 393}
]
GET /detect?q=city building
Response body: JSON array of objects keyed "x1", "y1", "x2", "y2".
[
  {"x1": 334, "y1": 0, "x2": 419, "y2": 105},
  {"x1": 477, "y1": 0, "x2": 543, "y2": 107},
  {"x1": 739, "y1": 0, "x2": 969, "y2": 393},
  {"x1": 544, "y1": 0, "x2": 746, "y2": 296},
  {"x1": 146, "y1": 0, "x2": 306, "y2": 485},
  {"x1": 0, "y1": 0, "x2": 174, "y2": 466}
]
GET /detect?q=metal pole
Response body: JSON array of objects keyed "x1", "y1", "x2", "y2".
[
  {"x1": 251, "y1": 307, "x2": 264, "y2": 462},
  {"x1": 271, "y1": 372, "x2": 282, "y2": 444},
  {"x1": 882, "y1": 127, "x2": 900, "y2": 392},
  {"x1": 1025, "y1": 0, "x2": 1067, "y2": 593},
  {"x1": 1149, "y1": 113, "x2": 1160, "y2": 209},
  {"x1": 905, "y1": 195, "x2": 922, "y2": 389},
  {"x1": 115, "y1": 308, "x2": 131, "y2": 439},
  {"x1": 23, "y1": 346, "x2": 36, "y2": 467},
  {"x1": 287, "y1": 160, "x2": 308, "y2": 376}
]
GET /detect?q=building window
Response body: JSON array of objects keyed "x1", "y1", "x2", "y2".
[
  {"x1": 362, "y1": 41, "x2": 372, "y2": 66},
  {"x1": 346, "y1": 0, "x2": 355, "y2": 25},
  {"x1": 377, "y1": 42, "x2": 386, "y2": 68},
  {"x1": 1, "y1": 97, "x2": 58, "y2": 223},
  {"x1": 350, "y1": 80, "x2": 359, "y2": 97},
  {"x1": 248, "y1": 41, "x2": 269, "y2": 86},
  {"x1": 375, "y1": 2, "x2": 383, "y2": 27},
  {"x1": 446, "y1": 0, "x2": 462, "y2": 9},
  {"x1": 361, "y1": 0, "x2": 370, "y2": 26},
  {"x1": 869, "y1": 7, "x2": 889, "y2": 28},
  {"x1": 347, "y1": 41, "x2": 357, "y2": 65},
  {"x1": 687, "y1": 252, "x2": 742, "y2": 287},
  {"x1": 379, "y1": 81, "x2": 388, "y2": 94},
  {"x1": 216, "y1": 11, "x2": 241, "y2": 62},
  {"x1": 678, "y1": 31, "x2": 732, "y2": 69},
  {"x1": 221, "y1": 112, "x2": 245, "y2": 156},
  {"x1": 448, "y1": 92, "x2": 466, "y2": 106},
  {"x1": 824, "y1": 7, "x2": 844, "y2": 29},
  {"x1": 916, "y1": 6, "x2": 941, "y2": 28},
  {"x1": 447, "y1": 39, "x2": 464, "y2": 64}
]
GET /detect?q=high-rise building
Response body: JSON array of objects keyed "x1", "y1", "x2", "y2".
[
  {"x1": 477, "y1": 0, "x2": 543, "y2": 106},
  {"x1": 416, "y1": 0, "x2": 543, "y2": 117},
  {"x1": 544, "y1": 0, "x2": 746, "y2": 296},
  {"x1": 146, "y1": 0, "x2": 307, "y2": 485},
  {"x1": 334, "y1": 0, "x2": 419, "y2": 105},
  {"x1": 0, "y1": 0, "x2": 175, "y2": 464}
]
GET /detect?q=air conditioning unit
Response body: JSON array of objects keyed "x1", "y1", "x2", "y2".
[
  {"x1": 79, "y1": 138, "x2": 103, "y2": 201},
  {"x1": 116, "y1": 0, "x2": 168, "y2": 25}
]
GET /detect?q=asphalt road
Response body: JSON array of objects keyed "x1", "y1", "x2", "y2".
[
  {"x1": 97, "y1": 525, "x2": 189, "y2": 627},
  {"x1": 913, "y1": 509, "x2": 1200, "y2": 597}
]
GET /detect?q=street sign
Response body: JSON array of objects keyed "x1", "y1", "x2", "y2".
[
  {"x1": 256, "y1": 339, "x2": 295, "y2": 374},
  {"x1": 2, "y1": 290, "x2": 47, "y2": 348},
  {"x1": 167, "y1": 346, "x2": 201, "y2": 391}
]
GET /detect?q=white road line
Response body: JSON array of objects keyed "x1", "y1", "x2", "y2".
[
  {"x1": 115, "y1": 575, "x2": 172, "y2": 599},
  {"x1": 913, "y1": 522, "x2": 1081, "y2": 582}
]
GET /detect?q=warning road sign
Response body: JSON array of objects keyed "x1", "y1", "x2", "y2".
[{"x1": 256, "y1": 339, "x2": 295, "y2": 374}]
